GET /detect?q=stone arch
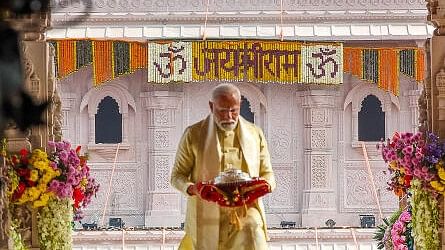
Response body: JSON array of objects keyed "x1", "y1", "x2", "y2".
[
  {"x1": 79, "y1": 80, "x2": 136, "y2": 144},
  {"x1": 234, "y1": 83, "x2": 267, "y2": 114},
  {"x1": 343, "y1": 81, "x2": 400, "y2": 112},
  {"x1": 80, "y1": 81, "x2": 136, "y2": 115},
  {"x1": 343, "y1": 81, "x2": 400, "y2": 143}
]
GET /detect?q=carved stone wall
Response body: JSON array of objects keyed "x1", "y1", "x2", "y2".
[
  {"x1": 300, "y1": 89, "x2": 336, "y2": 227},
  {"x1": 2, "y1": 40, "x2": 54, "y2": 248},
  {"x1": 142, "y1": 91, "x2": 183, "y2": 227},
  {"x1": 429, "y1": 33, "x2": 445, "y2": 248},
  {"x1": 58, "y1": 65, "x2": 420, "y2": 228}
]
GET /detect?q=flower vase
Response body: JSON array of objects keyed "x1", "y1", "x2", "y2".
[{"x1": 36, "y1": 198, "x2": 73, "y2": 250}]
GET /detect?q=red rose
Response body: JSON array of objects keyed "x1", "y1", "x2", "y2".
[
  {"x1": 73, "y1": 188, "x2": 85, "y2": 209},
  {"x1": 19, "y1": 149, "x2": 28, "y2": 157},
  {"x1": 404, "y1": 175, "x2": 413, "y2": 187},
  {"x1": 17, "y1": 168, "x2": 30, "y2": 178},
  {"x1": 12, "y1": 182, "x2": 26, "y2": 200}
]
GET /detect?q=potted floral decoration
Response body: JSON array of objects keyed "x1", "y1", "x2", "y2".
[
  {"x1": 5, "y1": 140, "x2": 99, "y2": 250},
  {"x1": 378, "y1": 132, "x2": 442, "y2": 250}
]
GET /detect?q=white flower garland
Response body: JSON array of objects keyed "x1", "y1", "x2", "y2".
[
  {"x1": 148, "y1": 41, "x2": 192, "y2": 83},
  {"x1": 301, "y1": 44, "x2": 343, "y2": 85},
  {"x1": 37, "y1": 198, "x2": 73, "y2": 250},
  {"x1": 410, "y1": 179, "x2": 440, "y2": 250}
]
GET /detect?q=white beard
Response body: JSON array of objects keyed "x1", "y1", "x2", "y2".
[{"x1": 214, "y1": 115, "x2": 238, "y2": 132}]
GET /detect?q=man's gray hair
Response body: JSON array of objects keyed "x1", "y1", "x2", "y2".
[{"x1": 210, "y1": 83, "x2": 241, "y2": 102}]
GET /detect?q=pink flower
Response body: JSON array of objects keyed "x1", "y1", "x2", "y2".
[
  {"x1": 399, "y1": 211, "x2": 411, "y2": 223},
  {"x1": 402, "y1": 145, "x2": 414, "y2": 155}
]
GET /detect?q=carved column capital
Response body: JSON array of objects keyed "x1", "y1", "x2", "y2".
[{"x1": 427, "y1": 0, "x2": 445, "y2": 36}]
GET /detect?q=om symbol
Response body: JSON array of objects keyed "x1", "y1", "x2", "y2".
[
  {"x1": 306, "y1": 48, "x2": 339, "y2": 79},
  {"x1": 153, "y1": 45, "x2": 187, "y2": 78}
]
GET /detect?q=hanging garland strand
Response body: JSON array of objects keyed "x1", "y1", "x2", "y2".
[
  {"x1": 56, "y1": 40, "x2": 76, "y2": 79},
  {"x1": 415, "y1": 49, "x2": 425, "y2": 82},
  {"x1": 129, "y1": 42, "x2": 148, "y2": 72},
  {"x1": 410, "y1": 180, "x2": 440, "y2": 250},
  {"x1": 76, "y1": 40, "x2": 93, "y2": 69},
  {"x1": 113, "y1": 41, "x2": 131, "y2": 76},
  {"x1": 343, "y1": 47, "x2": 424, "y2": 96},
  {"x1": 92, "y1": 40, "x2": 113, "y2": 86}
]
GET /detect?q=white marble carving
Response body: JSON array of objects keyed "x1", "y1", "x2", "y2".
[
  {"x1": 270, "y1": 128, "x2": 291, "y2": 161},
  {"x1": 311, "y1": 129, "x2": 327, "y2": 148},
  {"x1": 154, "y1": 155, "x2": 172, "y2": 191},
  {"x1": 153, "y1": 109, "x2": 170, "y2": 126},
  {"x1": 311, "y1": 109, "x2": 325, "y2": 124},
  {"x1": 311, "y1": 155, "x2": 328, "y2": 189},
  {"x1": 58, "y1": 67, "x2": 418, "y2": 228},
  {"x1": 154, "y1": 130, "x2": 170, "y2": 149},
  {"x1": 266, "y1": 167, "x2": 295, "y2": 211}
]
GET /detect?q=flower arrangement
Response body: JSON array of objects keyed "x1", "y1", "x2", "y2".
[
  {"x1": 379, "y1": 131, "x2": 443, "y2": 250},
  {"x1": 374, "y1": 209, "x2": 401, "y2": 250},
  {"x1": 7, "y1": 148, "x2": 60, "y2": 208},
  {"x1": 37, "y1": 198, "x2": 73, "y2": 250},
  {"x1": 3, "y1": 140, "x2": 99, "y2": 250},
  {"x1": 409, "y1": 179, "x2": 440, "y2": 250},
  {"x1": 374, "y1": 208, "x2": 413, "y2": 250},
  {"x1": 381, "y1": 132, "x2": 422, "y2": 196},
  {"x1": 390, "y1": 210, "x2": 413, "y2": 250},
  {"x1": 46, "y1": 140, "x2": 99, "y2": 220}
]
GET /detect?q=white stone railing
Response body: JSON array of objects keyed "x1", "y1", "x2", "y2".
[{"x1": 73, "y1": 228, "x2": 378, "y2": 250}]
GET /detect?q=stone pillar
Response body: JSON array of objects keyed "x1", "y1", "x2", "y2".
[
  {"x1": 0, "y1": 10, "x2": 51, "y2": 249},
  {"x1": 301, "y1": 90, "x2": 336, "y2": 227},
  {"x1": 122, "y1": 113, "x2": 129, "y2": 143},
  {"x1": 426, "y1": 0, "x2": 445, "y2": 246},
  {"x1": 418, "y1": 40, "x2": 432, "y2": 133},
  {"x1": 407, "y1": 89, "x2": 422, "y2": 132},
  {"x1": 59, "y1": 93, "x2": 76, "y2": 142},
  {"x1": 142, "y1": 91, "x2": 183, "y2": 227},
  {"x1": 88, "y1": 114, "x2": 95, "y2": 144}
]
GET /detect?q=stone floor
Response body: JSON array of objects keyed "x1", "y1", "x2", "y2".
[{"x1": 73, "y1": 228, "x2": 378, "y2": 250}]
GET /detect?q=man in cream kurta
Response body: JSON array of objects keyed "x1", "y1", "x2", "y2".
[{"x1": 170, "y1": 84, "x2": 276, "y2": 250}]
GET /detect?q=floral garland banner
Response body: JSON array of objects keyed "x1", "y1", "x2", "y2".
[
  {"x1": 92, "y1": 40, "x2": 114, "y2": 85},
  {"x1": 50, "y1": 40, "x2": 425, "y2": 93},
  {"x1": 130, "y1": 42, "x2": 148, "y2": 71},
  {"x1": 76, "y1": 40, "x2": 93, "y2": 69},
  {"x1": 113, "y1": 41, "x2": 131, "y2": 77},
  {"x1": 147, "y1": 41, "x2": 192, "y2": 83},
  {"x1": 343, "y1": 47, "x2": 425, "y2": 96},
  {"x1": 378, "y1": 49, "x2": 399, "y2": 96},
  {"x1": 301, "y1": 44, "x2": 342, "y2": 84},
  {"x1": 191, "y1": 41, "x2": 342, "y2": 84},
  {"x1": 50, "y1": 40, "x2": 147, "y2": 85},
  {"x1": 54, "y1": 40, "x2": 77, "y2": 78}
]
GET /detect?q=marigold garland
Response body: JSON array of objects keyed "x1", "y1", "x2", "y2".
[
  {"x1": 130, "y1": 42, "x2": 148, "y2": 71},
  {"x1": 56, "y1": 40, "x2": 76, "y2": 78},
  {"x1": 378, "y1": 49, "x2": 399, "y2": 96},
  {"x1": 414, "y1": 49, "x2": 425, "y2": 82},
  {"x1": 92, "y1": 41, "x2": 114, "y2": 86}
]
